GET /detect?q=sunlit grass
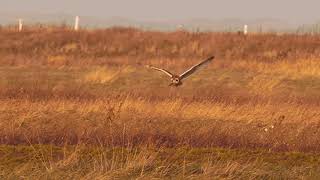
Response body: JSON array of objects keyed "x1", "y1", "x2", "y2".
[{"x1": 1, "y1": 27, "x2": 320, "y2": 178}]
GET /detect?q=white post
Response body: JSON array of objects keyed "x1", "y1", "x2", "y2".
[
  {"x1": 177, "y1": 24, "x2": 184, "y2": 31},
  {"x1": 74, "y1": 16, "x2": 80, "y2": 31},
  {"x1": 18, "y1": 19, "x2": 23, "y2": 32},
  {"x1": 244, "y1": 24, "x2": 248, "y2": 35}
]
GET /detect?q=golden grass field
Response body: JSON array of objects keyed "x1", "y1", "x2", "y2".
[{"x1": 1, "y1": 26, "x2": 320, "y2": 179}]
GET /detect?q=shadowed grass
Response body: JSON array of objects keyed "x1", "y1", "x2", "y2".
[{"x1": 1, "y1": 145, "x2": 320, "y2": 179}]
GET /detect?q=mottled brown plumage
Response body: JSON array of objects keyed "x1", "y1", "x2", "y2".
[{"x1": 147, "y1": 56, "x2": 214, "y2": 86}]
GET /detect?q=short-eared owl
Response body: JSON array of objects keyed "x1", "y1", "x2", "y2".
[{"x1": 147, "y1": 56, "x2": 214, "y2": 86}]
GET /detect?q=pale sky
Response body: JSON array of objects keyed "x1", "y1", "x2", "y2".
[{"x1": 1, "y1": 0, "x2": 320, "y2": 23}]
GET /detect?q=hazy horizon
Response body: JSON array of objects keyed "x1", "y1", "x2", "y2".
[
  {"x1": 2, "y1": 0, "x2": 320, "y2": 23},
  {"x1": 2, "y1": 0, "x2": 320, "y2": 32}
]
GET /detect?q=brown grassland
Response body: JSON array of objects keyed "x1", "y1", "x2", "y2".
[{"x1": 1, "y1": 26, "x2": 320, "y2": 179}]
